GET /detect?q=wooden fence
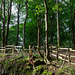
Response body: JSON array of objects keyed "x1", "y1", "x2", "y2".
[
  {"x1": 0, "y1": 45, "x2": 35, "y2": 54},
  {"x1": 49, "y1": 46, "x2": 75, "y2": 65},
  {"x1": 0, "y1": 45, "x2": 75, "y2": 65},
  {"x1": 0, "y1": 45, "x2": 23, "y2": 54}
]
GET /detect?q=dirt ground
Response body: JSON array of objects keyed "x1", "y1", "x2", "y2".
[
  {"x1": 0, "y1": 50, "x2": 75, "y2": 75},
  {"x1": 0, "y1": 49, "x2": 75, "y2": 65}
]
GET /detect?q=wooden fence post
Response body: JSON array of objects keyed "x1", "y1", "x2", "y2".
[
  {"x1": 68, "y1": 48, "x2": 70, "y2": 64},
  {"x1": 29, "y1": 45, "x2": 33, "y2": 55},
  {"x1": 57, "y1": 46, "x2": 58, "y2": 60},
  {"x1": 29, "y1": 45, "x2": 31, "y2": 50},
  {"x1": 12, "y1": 45, "x2": 14, "y2": 54}
]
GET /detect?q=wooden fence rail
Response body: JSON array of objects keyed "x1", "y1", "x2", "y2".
[
  {"x1": 0, "y1": 45, "x2": 23, "y2": 54},
  {"x1": 0, "y1": 45, "x2": 35, "y2": 54},
  {"x1": 0, "y1": 45, "x2": 75, "y2": 65},
  {"x1": 50, "y1": 46, "x2": 75, "y2": 65}
]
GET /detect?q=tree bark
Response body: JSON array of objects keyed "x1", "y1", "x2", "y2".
[
  {"x1": 0, "y1": 4, "x2": 2, "y2": 20},
  {"x1": 40, "y1": 14, "x2": 44, "y2": 46},
  {"x1": 56, "y1": 0, "x2": 60, "y2": 47},
  {"x1": 72, "y1": 9, "x2": 75, "y2": 49},
  {"x1": 2, "y1": 0, "x2": 5, "y2": 47},
  {"x1": 70, "y1": 0, "x2": 75, "y2": 49},
  {"x1": 0, "y1": 4, "x2": 2, "y2": 46},
  {"x1": 50, "y1": 15, "x2": 54, "y2": 46},
  {"x1": 23, "y1": 0, "x2": 28, "y2": 47},
  {"x1": 16, "y1": 4, "x2": 20, "y2": 46},
  {"x1": 6, "y1": 0, "x2": 12, "y2": 45},
  {"x1": 37, "y1": 20, "x2": 44, "y2": 58},
  {"x1": 43, "y1": 0, "x2": 50, "y2": 64}
]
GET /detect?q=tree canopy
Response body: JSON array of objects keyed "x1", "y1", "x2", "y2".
[{"x1": 0, "y1": 0, "x2": 75, "y2": 48}]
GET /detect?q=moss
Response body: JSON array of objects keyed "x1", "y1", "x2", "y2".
[{"x1": 1, "y1": 56, "x2": 33, "y2": 75}]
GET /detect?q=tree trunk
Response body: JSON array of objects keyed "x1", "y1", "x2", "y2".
[
  {"x1": 43, "y1": 0, "x2": 50, "y2": 64},
  {"x1": 16, "y1": 4, "x2": 20, "y2": 46},
  {"x1": 50, "y1": 15, "x2": 54, "y2": 46},
  {"x1": 0, "y1": 4, "x2": 2, "y2": 20},
  {"x1": 56, "y1": 0, "x2": 60, "y2": 47},
  {"x1": 40, "y1": 14, "x2": 44, "y2": 46},
  {"x1": 37, "y1": 20, "x2": 44, "y2": 58},
  {"x1": 2, "y1": 0, "x2": 5, "y2": 47},
  {"x1": 72, "y1": 9, "x2": 75, "y2": 49},
  {"x1": 23, "y1": 0, "x2": 28, "y2": 47},
  {"x1": 6, "y1": 0, "x2": 12, "y2": 45},
  {"x1": 70, "y1": 0, "x2": 75, "y2": 49},
  {"x1": 0, "y1": 4, "x2": 2, "y2": 46}
]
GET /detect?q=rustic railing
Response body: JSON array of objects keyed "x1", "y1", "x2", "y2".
[
  {"x1": 49, "y1": 46, "x2": 75, "y2": 65},
  {"x1": 0, "y1": 45, "x2": 75, "y2": 65}
]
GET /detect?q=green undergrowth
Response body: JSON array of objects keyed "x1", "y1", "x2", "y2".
[
  {"x1": 0, "y1": 54, "x2": 11, "y2": 58},
  {"x1": 33, "y1": 65, "x2": 55, "y2": 75},
  {"x1": 56, "y1": 65, "x2": 75, "y2": 75},
  {"x1": 0, "y1": 55, "x2": 33, "y2": 75},
  {"x1": 0, "y1": 54, "x2": 75, "y2": 75}
]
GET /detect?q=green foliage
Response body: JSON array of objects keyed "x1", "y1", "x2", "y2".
[
  {"x1": 34, "y1": 65, "x2": 42, "y2": 72},
  {"x1": 59, "y1": 60, "x2": 63, "y2": 63},
  {"x1": 57, "y1": 68, "x2": 64, "y2": 75},
  {"x1": 0, "y1": 55, "x2": 33, "y2": 75},
  {"x1": 0, "y1": 0, "x2": 75, "y2": 49},
  {"x1": 57, "y1": 65, "x2": 75, "y2": 75},
  {"x1": 63, "y1": 65, "x2": 69, "y2": 69},
  {"x1": 33, "y1": 54, "x2": 38, "y2": 58},
  {"x1": 47, "y1": 72, "x2": 53, "y2": 75},
  {"x1": 68, "y1": 66, "x2": 75, "y2": 75},
  {"x1": 42, "y1": 69, "x2": 48, "y2": 74}
]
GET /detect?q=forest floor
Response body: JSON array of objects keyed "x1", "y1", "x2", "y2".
[{"x1": 0, "y1": 50, "x2": 75, "y2": 75}]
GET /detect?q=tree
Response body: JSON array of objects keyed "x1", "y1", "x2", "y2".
[
  {"x1": 50, "y1": 14, "x2": 55, "y2": 46},
  {"x1": 16, "y1": 4, "x2": 20, "y2": 45},
  {"x1": 40, "y1": 14, "x2": 44, "y2": 46},
  {"x1": 43, "y1": 0, "x2": 50, "y2": 64},
  {"x1": 37, "y1": 19, "x2": 44, "y2": 58},
  {"x1": 2, "y1": 0, "x2": 5, "y2": 47},
  {"x1": 56, "y1": 0, "x2": 60, "y2": 47},
  {"x1": 23, "y1": 0, "x2": 28, "y2": 48},
  {"x1": 70, "y1": 0, "x2": 75, "y2": 49},
  {"x1": 6, "y1": 0, "x2": 13, "y2": 45},
  {"x1": 0, "y1": 3, "x2": 2, "y2": 46}
]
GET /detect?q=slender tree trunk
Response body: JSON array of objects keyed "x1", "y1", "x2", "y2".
[
  {"x1": 71, "y1": 9, "x2": 75, "y2": 49},
  {"x1": 37, "y1": 20, "x2": 40, "y2": 48},
  {"x1": 56, "y1": 0, "x2": 60, "y2": 47},
  {"x1": 50, "y1": 15, "x2": 54, "y2": 46},
  {"x1": 2, "y1": 0, "x2": 5, "y2": 47},
  {"x1": 43, "y1": 0, "x2": 50, "y2": 64},
  {"x1": 37, "y1": 20, "x2": 44, "y2": 58},
  {"x1": 23, "y1": 0, "x2": 28, "y2": 47},
  {"x1": 0, "y1": 4, "x2": 2, "y2": 19},
  {"x1": 70, "y1": 0, "x2": 75, "y2": 49},
  {"x1": 0, "y1": 4, "x2": 2, "y2": 46},
  {"x1": 6, "y1": 0, "x2": 12, "y2": 45},
  {"x1": 40, "y1": 14, "x2": 44, "y2": 46},
  {"x1": 16, "y1": 4, "x2": 20, "y2": 46}
]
